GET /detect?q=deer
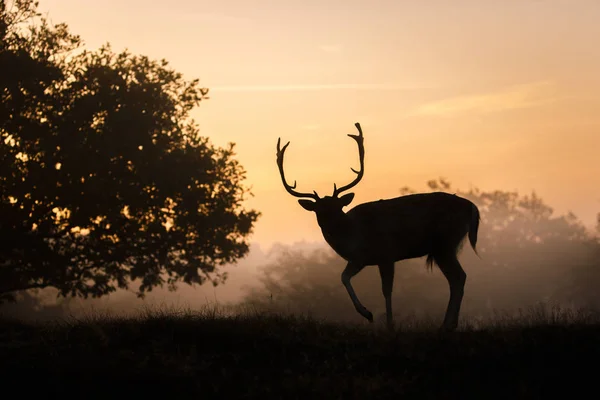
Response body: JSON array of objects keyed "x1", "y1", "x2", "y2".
[{"x1": 275, "y1": 122, "x2": 480, "y2": 332}]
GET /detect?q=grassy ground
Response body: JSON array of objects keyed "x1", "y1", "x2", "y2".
[{"x1": 1, "y1": 305, "x2": 599, "y2": 399}]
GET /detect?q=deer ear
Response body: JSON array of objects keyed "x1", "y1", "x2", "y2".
[
  {"x1": 338, "y1": 193, "x2": 355, "y2": 207},
  {"x1": 298, "y1": 199, "x2": 316, "y2": 211}
]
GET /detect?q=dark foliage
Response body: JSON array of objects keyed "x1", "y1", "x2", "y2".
[{"x1": 0, "y1": 1, "x2": 259, "y2": 302}]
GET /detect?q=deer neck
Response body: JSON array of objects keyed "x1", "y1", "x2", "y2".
[{"x1": 315, "y1": 211, "x2": 355, "y2": 253}]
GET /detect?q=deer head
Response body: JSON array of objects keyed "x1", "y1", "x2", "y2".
[{"x1": 276, "y1": 123, "x2": 365, "y2": 225}]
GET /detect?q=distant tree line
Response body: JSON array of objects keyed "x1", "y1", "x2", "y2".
[
  {"x1": 245, "y1": 179, "x2": 600, "y2": 323},
  {"x1": 0, "y1": 0, "x2": 259, "y2": 304}
]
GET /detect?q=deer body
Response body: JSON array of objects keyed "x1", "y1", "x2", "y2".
[
  {"x1": 316, "y1": 192, "x2": 477, "y2": 266},
  {"x1": 276, "y1": 123, "x2": 480, "y2": 331}
]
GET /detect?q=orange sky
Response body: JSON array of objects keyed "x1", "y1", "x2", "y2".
[{"x1": 38, "y1": 0, "x2": 600, "y2": 248}]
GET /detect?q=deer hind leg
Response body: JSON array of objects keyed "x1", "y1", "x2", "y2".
[
  {"x1": 341, "y1": 262, "x2": 373, "y2": 323},
  {"x1": 378, "y1": 263, "x2": 395, "y2": 330},
  {"x1": 435, "y1": 254, "x2": 467, "y2": 332}
]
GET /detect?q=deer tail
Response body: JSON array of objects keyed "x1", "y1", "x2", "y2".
[{"x1": 468, "y1": 202, "x2": 480, "y2": 256}]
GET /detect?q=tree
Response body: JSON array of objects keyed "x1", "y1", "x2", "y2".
[{"x1": 0, "y1": 1, "x2": 260, "y2": 303}]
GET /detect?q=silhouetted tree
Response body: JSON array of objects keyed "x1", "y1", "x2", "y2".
[
  {"x1": 0, "y1": 1, "x2": 259, "y2": 303},
  {"x1": 246, "y1": 179, "x2": 600, "y2": 322}
]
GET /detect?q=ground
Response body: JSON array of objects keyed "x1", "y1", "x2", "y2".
[{"x1": 1, "y1": 305, "x2": 598, "y2": 398}]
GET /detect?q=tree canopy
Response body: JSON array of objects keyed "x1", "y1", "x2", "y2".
[{"x1": 0, "y1": 0, "x2": 260, "y2": 302}]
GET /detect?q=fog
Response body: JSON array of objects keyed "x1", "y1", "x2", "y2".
[
  {"x1": 4, "y1": 181, "x2": 599, "y2": 326},
  {"x1": 242, "y1": 182, "x2": 599, "y2": 325}
]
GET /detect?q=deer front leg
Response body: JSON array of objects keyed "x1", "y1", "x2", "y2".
[
  {"x1": 378, "y1": 263, "x2": 395, "y2": 330},
  {"x1": 341, "y1": 262, "x2": 373, "y2": 322}
]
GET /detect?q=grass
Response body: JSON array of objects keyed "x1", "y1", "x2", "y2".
[{"x1": 1, "y1": 304, "x2": 599, "y2": 399}]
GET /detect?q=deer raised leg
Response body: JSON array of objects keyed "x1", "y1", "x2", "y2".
[
  {"x1": 378, "y1": 263, "x2": 395, "y2": 330},
  {"x1": 341, "y1": 262, "x2": 373, "y2": 322}
]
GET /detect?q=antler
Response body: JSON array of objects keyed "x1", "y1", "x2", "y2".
[
  {"x1": 276, "y1": 138, "x2": 320, "y2": 200},
  {"x1": 332, "y1": 122, "x2": 365, "y2": 197}
]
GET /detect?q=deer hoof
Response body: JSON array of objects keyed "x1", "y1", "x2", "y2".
[{"x1": 355, "y1": 306, "x2": 373, "y2": 322}]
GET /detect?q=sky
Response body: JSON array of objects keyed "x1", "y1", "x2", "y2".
[{"x1": 37, "y1": 0, "x2": 600, "y2": 248}]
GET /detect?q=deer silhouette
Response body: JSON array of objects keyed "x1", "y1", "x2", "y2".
[{"x1": 276, "y1": 123, "x2": 480, "y2": 331}]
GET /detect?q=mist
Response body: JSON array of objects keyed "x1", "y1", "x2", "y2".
[
  {"x1": 6, "y1": 179, "x2": 598, "y2": 328},
  {"x1": 243, "y1": 184, "x2": 600, "y2": 326}
]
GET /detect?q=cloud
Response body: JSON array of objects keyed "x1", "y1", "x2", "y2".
[
  {"x1": 318, "y1": 44, "x2": 342, "y2": 53},
  {"x1": 211, "y1": 83, "x2": 434, "y2": 92},
  {"x1": 409, "y1": 81, "x2": 560, "y2": 117}
]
